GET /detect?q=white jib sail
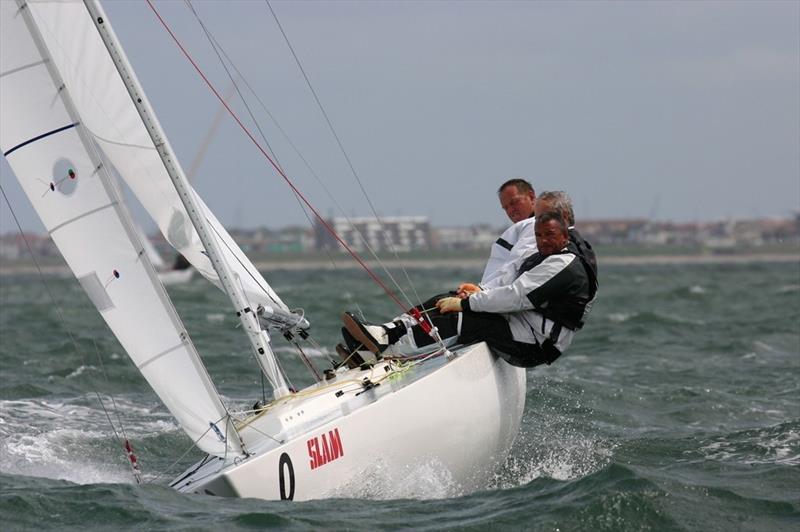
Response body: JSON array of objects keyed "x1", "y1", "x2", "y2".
[
  {"x1": 27, "y1": 0, "x2": 290, "y2": 316},
  {"x1": 0, "y1": 0, "x2": 242, "y2": 457}
]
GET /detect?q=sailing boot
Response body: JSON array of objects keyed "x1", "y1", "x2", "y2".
[
  {"x1": 341, "y1": 328, "x2": 380, "y2": 366},
  {"x1": 335, "y1": 342, "x2": 366, "y2": 369},
  {"x1": 342, "y1": 312, "x2": 407, "y2": 355}
]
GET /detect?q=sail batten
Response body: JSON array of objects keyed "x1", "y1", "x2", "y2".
[
  {"x1": 3, "y1": 122, "x2": 78, "y2": 157},
  {"x1": 48, "y1": 200, "x2": 117, "y2": 234},
  {"x1": 1, "y1": 0, "x2": 241, "y2": 457}
]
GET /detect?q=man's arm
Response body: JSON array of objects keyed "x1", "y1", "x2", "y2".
[
  {"x1": 481, "y1": 228, "x2": 539, "y2": 290},
  {"x1": 480, "y1": 218, "x2": 535, "y2": 284},
  {"x1": 467, "y1": 253, "x2": 577, "y2": 314}
]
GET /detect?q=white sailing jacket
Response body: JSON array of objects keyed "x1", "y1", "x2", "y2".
[
  {"x1": 467, "y1": 242, "x2": 595, "y2": 355},
  {"x1": 481, "y1": 217, "x2": 536, "y2": 284}
]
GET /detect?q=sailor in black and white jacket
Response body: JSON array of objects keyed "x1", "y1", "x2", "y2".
[
  {"x1": 459, "y1": 212, "x2": 597, "y2": 366},
  {"x1": 342, "y1": 212, "x2": 597, "y2": 368}
]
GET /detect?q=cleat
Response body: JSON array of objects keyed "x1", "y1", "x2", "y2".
[{"x1": 342, "y1": 312, "x2": 389, "y2": 355}]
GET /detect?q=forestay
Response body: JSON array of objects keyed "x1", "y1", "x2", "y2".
[{"x1": 0, "y1": 0, "x2": 242, "y2": 457}]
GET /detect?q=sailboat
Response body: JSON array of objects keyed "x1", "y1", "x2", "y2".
[{"x1": 0, "y1": 0, "x2": 525, "y2": 500}]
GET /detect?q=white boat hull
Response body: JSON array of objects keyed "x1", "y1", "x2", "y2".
[{"x1": 172, "y1": 342, "x2": 526, "y2": 501}]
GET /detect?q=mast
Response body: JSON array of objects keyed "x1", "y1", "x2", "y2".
[{"x1": 83, "y1": 0, "x2": 290, "y2": 398}]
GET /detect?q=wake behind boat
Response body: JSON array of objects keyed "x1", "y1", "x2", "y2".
[{"x1": 0, "y1": 0, "x2": 525, "y2": 500}]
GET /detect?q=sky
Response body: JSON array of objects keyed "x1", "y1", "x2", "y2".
[{"x1": 1, "y1": 0, "x2": 798, "y2": 234}]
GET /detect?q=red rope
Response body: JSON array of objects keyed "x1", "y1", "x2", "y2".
[{"x1": 144, "y1": 0, "x2": 408, "y2": 312}]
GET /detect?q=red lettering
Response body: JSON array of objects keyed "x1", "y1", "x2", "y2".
[
  {"x1": 313, "y1": 438, "x2": 322, "y2": 469},
  {"x1": 306, "y1": 428, "x2": 345, "y2": 471},
  {"x1": 307, "y1": 438, "x2": 317, "y2": 470},
  {"x1": 321, "y1": 434, "x2": 331, "y2": 466},
  {"x1": 329, "y1": 428, "x2": 344, "y2": 460}
]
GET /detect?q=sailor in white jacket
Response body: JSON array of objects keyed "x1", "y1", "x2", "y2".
[
  {"x1": 336, "y1": 178, "x2": 536, "y2": 367},
  {"x1": 343, "y1": 212, "x2": 597, "y2": 368},
  {"x1": 481, "y1": 179, "x2": 537, "y2": 284}
]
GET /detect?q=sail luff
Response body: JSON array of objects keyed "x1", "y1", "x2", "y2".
[
  {"x1": 2, "y1": 0, "x2": 242, "y2": 457},
  {"x1": 83, "y1": 0, "x2": 290, "y2": 398}
]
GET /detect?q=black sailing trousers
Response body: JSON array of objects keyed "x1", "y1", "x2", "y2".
[{"x1": 406, "y1": 293, "x2": 557, "y2": 368}]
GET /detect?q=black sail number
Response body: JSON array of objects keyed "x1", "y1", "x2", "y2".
[{"x1": 278, "y1": 452, "x2": 295, "y2": 500}]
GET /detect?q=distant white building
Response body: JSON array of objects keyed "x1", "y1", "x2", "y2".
[
  {"x1": 433, "y1": 224, "x2": 498, "y2": 251},
  {"x1": 315, "y1": 216, "x2": 432, "y2": 252}
]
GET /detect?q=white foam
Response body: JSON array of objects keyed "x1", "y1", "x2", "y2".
[
  {"x1": 0, "y1": 397, "x2": 179, "y2": 485},
  {"x1": 66, "y1": 364, "x2": 97, "y2": 379},
  {"x1": 608, "y1": 312, "x2": 634, "y2": 322},
  {"x1": 700, "y1": 427, "x2": 800, "y2": 466},
  {"x1": 490, "y1": 391, "x2": 615, "y2": 489},
  {"x1": 495, "y1": 432, "x2": 614, "y2": 488},
  {"x1": 272, "y1": 346, "x2": 331, "y2": 358},
  {"x1": 777, "y1": 284, "x2": 799, "y2": 293},
  {"x1": 327, "y1": 456, "x2": 459, "y2": 500}
]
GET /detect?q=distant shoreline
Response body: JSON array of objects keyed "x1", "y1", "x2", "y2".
[
  {"x1": 255, "y1": 253, "x2": 800, "y2": 270},
  {"x1": 0, "y1": 253, "x2": 797, "y2": 276}
]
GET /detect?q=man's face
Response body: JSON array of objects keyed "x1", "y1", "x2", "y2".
[
  {"x1": 499, "y1": 185, "x2": 535, "y2": 223},
  {"x1": 534, "y1": 219, "x2": 568, "y2": 257}
]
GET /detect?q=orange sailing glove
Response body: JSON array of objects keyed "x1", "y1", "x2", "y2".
[
  {"x1": 436, "y1": 296, "x2": 463, "y2": 314},
  {"x1": 456, "y1": 283, "x2": 480, "y2": 299}
]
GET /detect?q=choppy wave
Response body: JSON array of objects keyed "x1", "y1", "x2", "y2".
[
  {"x1": 1, "y1": 262, "x2": 799, "y2": 530},
  {"x1": 0, "y1": 397, "x2": 179, "y2": 485},
  {"x1": 699, "y1": 422, "x2": 800, "y2": 466}
]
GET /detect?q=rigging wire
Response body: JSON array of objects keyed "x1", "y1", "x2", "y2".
[
  {"x1": 144, "y1": 0, "x2": 412, "y2": 315},
  {"x1": 182, "y1": 2, "x2": 393, "y2": 367},
  {"x1": 184, "y1": 1, "x2": 282, "y2": 168},
  {"x1": 184, "y1": 1, "x2": 419, "y2": 316},
  {"x1": 179, "y1": 8, "x2": 345, "y2": 268},
  {"x1": 263, "y1": 0, "x2": 431, "y2": 314},
  {"x1": 291, "y1": 341, "x2": 321, "y2": 381},
  {"x1": 184, "y1": 0, "x2": 342, "y2": 287},
  {"x1": 0, "y1": 183, "x2": 141, "y2": 483},
  {"x1": 147, "y1": 412, "x2": 254, "y2": 484}
]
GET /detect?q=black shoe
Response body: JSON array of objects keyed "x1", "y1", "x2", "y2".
[
  {"x1": 341, "y1": 327, "x2": 362, "y2": 353},
  {"x1": 336, "y1": 343, "x2": 366, "y2": 369},
  {"x1": 342, "y1": 312, "x2": 389, "y2": 355}
]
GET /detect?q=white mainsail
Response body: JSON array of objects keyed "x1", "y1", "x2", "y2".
[
  {"x1": 0, "y1": 0, "x2": 242, "y2": 456},
  {"x1": 24, "y1": 0, "x2": 289, "y2": 316}
]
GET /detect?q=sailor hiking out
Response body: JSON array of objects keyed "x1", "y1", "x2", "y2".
[{"x1": 343, "y1": 211, "x2": 598, "y2": 368}]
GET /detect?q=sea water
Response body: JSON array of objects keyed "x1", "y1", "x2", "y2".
[{"x1": 1, "y1": 260, "x2": 798, "y2": 530}]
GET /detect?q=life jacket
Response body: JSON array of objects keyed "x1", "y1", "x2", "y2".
[
  {"x1": 517, "y1": 237, "x2": 597, "y2": 331},
  {"x1": 569, "y1": 228, "x2": 598, "y2": 300}
]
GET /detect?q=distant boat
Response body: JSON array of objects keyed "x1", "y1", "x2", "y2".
[
  {"x1": 0, "y1": 0, "x2": 525, "y2": 500},
  {"x1": 134, "y1": 222, "x2": 194, "y2": 285}
]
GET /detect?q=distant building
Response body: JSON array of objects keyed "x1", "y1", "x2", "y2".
[
  {"x1": 0, "y1": 232, "x2": 58, "y2": 260},
  {"x1": 314, "y1": 216, "x2": 432, "y2": 252},
  {"x1": 433, "y1": 224, "x2": 498, "y2": 251},
  {"x1": 228, "y1": 226, "x2": 315, "y2": 255},
  {"x1": 578, "y1": 219, "x2": 649, "y2": 245}
]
